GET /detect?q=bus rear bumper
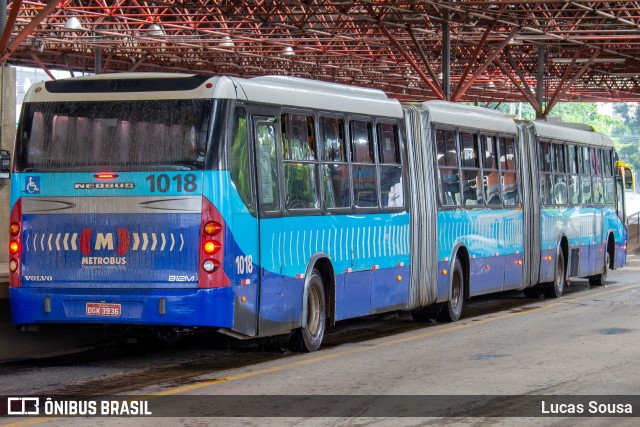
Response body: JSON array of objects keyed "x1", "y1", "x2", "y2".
[{"x1": 9, "y1": 287, "x2": 237, "y2": 327}]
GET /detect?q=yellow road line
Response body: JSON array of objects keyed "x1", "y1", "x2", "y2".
[{"x1": 2, "y1": 283, "x2": 637, "y2": 427}]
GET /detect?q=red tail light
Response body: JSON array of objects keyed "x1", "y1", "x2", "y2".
[
  {"x1": 9, "y1": 242, "x2": 19, "y2": 254},
  {"x1": 95, "y1": 173, "x2": 118, "y2": 179},
  {"x1": 198, "y1": 197, "x2": 230, "y2": 288},
  {"x1": 9, "y1": 199, "x2": 22, "y2": 287}
]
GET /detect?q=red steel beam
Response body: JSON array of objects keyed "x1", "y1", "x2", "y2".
[
  {"x1": 503, "y1": 50, "x2": 540, "y2": 111},
  {"x1": 546, "y1": 51, "x2": 600, "y2": 115},
  {"x1": 452, "y1": 5, "x2": 505, "y2": 102},
  {"x1": 407, "y1": 25, "x2": 441, "y2": 90},
  {"x1": 494, "y1": 57, "x2": 541, "y2": 113},
  {"x1": 379, "y1": 25, "x2": 444, "y2": 100},
  {"x1": 455, "y1": 26, "x2": 520, "y2": 101},
  {"x1": 0, "y1": 0, "x2": 23, "y2": 56},
  {"x1": 29, "y1": 53, "x2": 55, "y2": 80},
  {"x1": 3, "y1": 0, "x2": 63, "y2": 60}
]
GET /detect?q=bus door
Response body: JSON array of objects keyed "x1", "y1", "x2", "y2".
[{"x1": 252, "y1": 115, "x2": 290, "y2": 336}]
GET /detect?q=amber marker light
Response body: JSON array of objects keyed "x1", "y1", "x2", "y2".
[
  {"x1": 241, "y1": 296, "x2": 247, "y2": 302},
  {"x1": 9, "y1": 241, "x2": 19, "y2": 255},
  {"x1": 204, "y1": 221, "x2": 222, "y2": 236},
  {"x1": 203, "y1": 241, "x2": 221, "y2": 254},
  {"x1": 9, "y1": 223, "x2": 20, "y2": 236},
  {"x1": 442, "y1": 269, "x2": 448, "y2": 275}
]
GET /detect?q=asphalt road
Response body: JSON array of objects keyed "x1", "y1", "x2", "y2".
[{"x1": 2, "y1": 256, "x2": 640, "y2": 426}]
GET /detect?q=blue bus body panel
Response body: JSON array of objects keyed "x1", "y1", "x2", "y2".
[
  {"x1": 436, "y1": 208, "x2": 525, "y2": 300},
  {"x1": 10, "y1": 286, "x2": 236, "y2": 327},
  {"x1": 21, "y1": 213, "x2": 200, "y2": 288},
  {"x1": 539, "y1": 206, "x2": 627, "y2": 280}
]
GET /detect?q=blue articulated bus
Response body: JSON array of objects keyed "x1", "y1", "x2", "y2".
[{"x1": 8, "y1": 74, "x2": 626, "y2": 351}]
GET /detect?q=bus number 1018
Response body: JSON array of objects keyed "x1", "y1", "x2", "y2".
[
  {"x1": 235, "y1": 255, "x2": 254, "y2": 275},
  {"x1": 145, "y1": 173, "x2": 197, "y2": 193}
]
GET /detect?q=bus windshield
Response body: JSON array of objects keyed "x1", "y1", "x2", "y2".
[{"x1": 16, "y1": 99, "x2": 212, "y2": 171}]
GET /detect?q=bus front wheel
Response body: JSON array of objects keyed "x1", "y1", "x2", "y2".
[
  {"x1": 297, "y1": 269, "x2": 326, "y2": 352},
  {"x1": 439, "y1": 258, "x2": 464, "y2": 322}
]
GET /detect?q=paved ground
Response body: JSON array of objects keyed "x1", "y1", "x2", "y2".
[{"x1": 1, "y1": 257, "x2": 639, "y2": 426}]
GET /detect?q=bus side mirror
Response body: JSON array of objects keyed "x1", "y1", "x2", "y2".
[{"x1": 0, "y1": 150, "x2": 10, "y2": 179}]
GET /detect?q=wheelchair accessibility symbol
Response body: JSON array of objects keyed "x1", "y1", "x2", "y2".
[{"x1": 26, "y1": 176, "x2": 40, "y2": 194}]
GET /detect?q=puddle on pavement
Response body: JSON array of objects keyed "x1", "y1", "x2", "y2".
[
  {"x1": 598, "y1": 327, "x2": 633, "y2": 335},
  {"x1": 471, "y1": 353, "x2": 508, "y2": 360}
]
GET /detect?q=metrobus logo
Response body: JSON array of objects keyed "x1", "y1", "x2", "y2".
[{"x1": 24, "y1": 229, "x2": 185, "y2": 254}]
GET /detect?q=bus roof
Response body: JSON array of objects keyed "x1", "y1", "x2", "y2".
[
  {"x1": 237, "y1": 75, "x2": 403, "y2": 118},
  {"x1": 528, "y1": 120, "x2": 614, "y2": 148},
  {"x1": 418, "y1": 101, "x2": 518, "y2": 135},
  {"x1": 25, "y1": 72, "x2": 403, "y2": 118}
]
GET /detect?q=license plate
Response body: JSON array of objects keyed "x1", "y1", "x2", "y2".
[{"x1": 86, "y1": 303, "x2": 121, "y2": 317}]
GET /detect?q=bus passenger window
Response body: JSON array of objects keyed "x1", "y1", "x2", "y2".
[
  {"x1": 482, "y1": 135, "x2": 501, "y2": 205},
  {"x1": 350, "y1": 120, "x2": 378, "y2": 208},
  {"x1": 567, "y1": 145, "x2": 580, "y2": 205},
  {"x1": 282, "y1": 113, "x2": 319, "y2": 210},
  {"x1": 581, "y1": 175, "x2": 593, "y2": 204},
  {"x1": 378, "y1": 123, "x2": 403, "y2": 209},
  {"x1": 256, "y1": 122, "x2": 280, "y2": 211},
  {"x1": 460, "y1": 132, "x2": 481, "y2": 206},
  {"x1": 320, "y1": 117, "x2": 350, "y2": 209},
  {"x1": 437, "y1": 128, "x2": 460, "y2": 206},
  {"x1": 539, "y1": 141, "x2": 552, "y2": 205},
  {"x1": 552, "y1": 142, "x2": 567, "y2": 205},
  {"x1": 604, "y1": 176, "x2": 615, "y2": 206},
  {"x1": 230, "y1": 107, "x2": 253, "y2": 208},
  {"x1": 501, "y1": 137, "x2": 519, "y2": 206}
]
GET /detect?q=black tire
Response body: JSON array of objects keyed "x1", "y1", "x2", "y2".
[
  {"x1": 297, "y1": 269, "x2": 326, "y2": 352},
  {"x1": 523, "y1": 285, "x2": 543, "y2": 298},
  {"x1": 439, "y1": 258, "x2": 464, "y2": 322},
  {"x1": 589, "y1": 251, "x2": 610, "y2": 287},
  {"x1": 543, "y1": 250, "x2": 565, "y2": 298}
]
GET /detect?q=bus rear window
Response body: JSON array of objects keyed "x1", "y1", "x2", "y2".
[{"x1": 16, "y1": 99, "x2": 211, "y2": 171}]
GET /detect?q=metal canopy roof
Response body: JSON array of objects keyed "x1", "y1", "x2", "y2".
[{"x1": 2, "y1": 1, "x2": 640, "y2": 116}]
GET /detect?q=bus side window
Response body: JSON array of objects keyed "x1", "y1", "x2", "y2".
[
  {"x1": 604, "y1": 150, "x2": 615, "y2": 206},
  {"x1": 501, "y1": 136, "x2": 519, "y2": 206},
  {"x1": 350, "y1": 120, "x2": 378, "y2": 208},
  {"x1": 482, "y1": 135, "x2": 501, "y2": 205},
  {"x1": 320, "y1": 116, "x2": 350, "y2": 210},
  {"x1": 436, "y1": 128, "x2": 460, "y2": 206},
  {"x1": 378, "y1": 122, "x2": 403, "y2": 210},
  {"x1": 552, "y1": 142, "x2": 567, "y2": 205},
  {"x1": 281, "y1": 113, "x2": 319, "y2": 210},
  {"x1": 460, "y1": 132, "x2": 481, "y2": 207},
  {"x1": 582, "y1": 146, "x2": 593, "y2": 204},
  {"x1": 567, "y1": 144, "x2": 581, "y2": 205},
  {"x1": 594, "y1": 149, "x2": 604, "y2": 205},
  {"x1": 256, "y1": 121, "x2": 280, "y2": 212},
  {"x1": 539, "y1": 140, "x2": 553, "y2": 205},
  {"x1": 230, "y1": 107, "x2": 253, "y2": 209}
]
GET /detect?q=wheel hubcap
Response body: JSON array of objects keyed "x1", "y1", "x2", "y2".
[
  {"x1": 307, "y1": 286, "x2": 321, "y2": 335},
  {"x1": 556, "y1": 258, "x2": 563, "y2": 292},
  {"x1": 451, "y1": 272, "x2": 461, "y2": 307}
]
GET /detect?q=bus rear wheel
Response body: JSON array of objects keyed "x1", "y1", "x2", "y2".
[
  {"x1": 296, "y1": 269, "x2": 326, "y2": 352},
  {"x1": 439, "y1": 258, "x2": 464, "y2": 322},
  {"x1": 589, "y1": 251, "x2": 610, "y2": 287},
  {"x1": 543, "y1": 250, "x2": 565, "y2": 298}
]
